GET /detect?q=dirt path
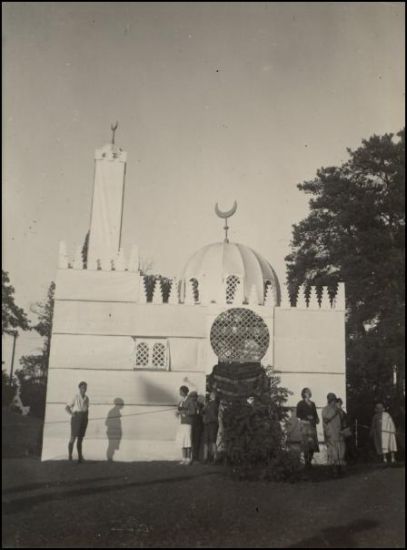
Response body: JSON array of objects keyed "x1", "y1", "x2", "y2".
[{"x1": 2, "y1": 459, "x2": 405, "y2": 548}]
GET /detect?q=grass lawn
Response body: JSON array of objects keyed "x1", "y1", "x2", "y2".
[
  {"x1": 2, "y1": 409, "x2": 405, "y2": 548},
  {"x1": 2, "y1": 457, "x2": 405, "y2": 548}
]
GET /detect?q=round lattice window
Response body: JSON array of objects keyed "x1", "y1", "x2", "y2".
[{"x1": 210, "y1": 308, "x2": 270, "y2": 363}]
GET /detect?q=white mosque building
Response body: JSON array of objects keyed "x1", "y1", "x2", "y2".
[{"x1": 41, "y1": 134, "x2": 346, "y2": 462}]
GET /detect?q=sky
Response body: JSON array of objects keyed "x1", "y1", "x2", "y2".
[{"x1": 2, "y1": 2, "x2": 405, "y2": 362}]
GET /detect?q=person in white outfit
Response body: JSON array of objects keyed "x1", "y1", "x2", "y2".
[
  {"x1": 175, "y1": 385, "x2": 194, "y2": 465},
  {"x1": 370, "y1": 403, "x2": 397, "y2": 464}
]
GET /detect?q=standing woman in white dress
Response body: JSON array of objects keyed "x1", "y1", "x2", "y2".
[
  {"x1": 370, "y1": 403, "x2": 398, "y2": 464},
  {"x1": 176, "y1": 386, "x2": 194, "y2": 465}
]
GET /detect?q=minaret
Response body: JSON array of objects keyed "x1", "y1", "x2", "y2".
[{"x1": 88, "y1": 123, "x2": 127, "y2": 268}]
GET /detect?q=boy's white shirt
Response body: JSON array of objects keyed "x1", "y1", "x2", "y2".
[{"x1": 67, "y1": 393, "x2": 90, "y2": 413}]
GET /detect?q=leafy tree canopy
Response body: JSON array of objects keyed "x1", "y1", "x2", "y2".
[
  {"x1": 2, "y1": 270, "x2": 31, "y2": 335},
  {"x1": 19, "y1": 282, "x2": 55, "y2": 382},
  {"x1": 285, "y1": 129, "x2": 405, "y2": 423}
]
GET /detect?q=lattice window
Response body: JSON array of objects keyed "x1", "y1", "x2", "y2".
[
  {"x1": 226, "y1": 275, "x2": 240, "y2": 304},
  {"x1": 210, "y1": 308, "x2": 270, "y2": 363},
  {"x1": 133, "y1": 339, "x2": 169, "y2": 370},
  {"x1": 264, "y1": 280, "x2": 272, "y2": 295},
  {"x1": 190, "y1": 278, "x2": 199, "y2": 303},
  {"x1": 152, "y1": 343, "x2": 167, "y2": 369},
  {"x1": 135, "y1": 342, "x2": 149, "y2": 367}
]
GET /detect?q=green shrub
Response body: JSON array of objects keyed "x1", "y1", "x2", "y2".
[
  {"x1": 2, "y1": 370, "x2": 17, "y2": 407},
  {"x1": 18, "y1": 379, "x2": 47, "y2": 419},
  {"x1": 221, "y1": 370, "x2": 301, "y2": 482},
  {"x1": 265, "y1": 450, "x2": 303, "y2": 482}
]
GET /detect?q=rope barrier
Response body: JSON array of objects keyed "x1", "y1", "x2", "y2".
[
  {"x1": 355, "y1": 423, "x2": 404, "y2": 436},
  {"x1": 6, "y1": 407, "x2": 404, "y2": 435},
  {"x1": 5, "y1": 407, "x2": 178, "y2": 427}
]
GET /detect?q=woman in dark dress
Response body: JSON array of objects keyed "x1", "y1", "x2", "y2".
[{"x1": 296, "y1": 387, "x2": 320, "y2": 467}]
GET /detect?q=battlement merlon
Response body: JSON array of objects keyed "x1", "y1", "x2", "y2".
[{"x1": 94, "y1": 143, "x2": 127, "y2": 163}]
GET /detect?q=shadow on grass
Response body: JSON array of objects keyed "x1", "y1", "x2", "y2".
[
  {"x1": 3, "y1": 476, "x2": 122, "y2": 496},
  {"x1": 287, "y1": 518, "x2": 379, "y2": 548},
  {"x1": 3, "y1": 470, "x2": 221, "y2": 516},
  {"x1": 298, "y1": 462, "x2": 404, "y2": 483}
]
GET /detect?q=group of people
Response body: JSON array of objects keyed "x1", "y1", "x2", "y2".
[
  {"x1": 65, "y1": 381, "x2": 398, "y2": 471},
  {"x1": 176, "y1": 385, "x2": 219, "y2": 465},
  {"x1": 286, "y1": 387, "x2": 398, "y2": 476}
]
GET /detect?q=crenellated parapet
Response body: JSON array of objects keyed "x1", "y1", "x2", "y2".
[
  {"x1": 173, "y1": 273, "x2": 346, "y2": 311},
  {"x1": 57, "y1": 242, "x2": 345, "y2": 310},
  {"x1": 58, "y1": 241, "x2": 140, "y2": 273},
  {"x1": 168, "y1": 278, "x2": 179, "y2": 305},
  {"x1": 278, "y1": 282, "x2": 345, "y2": 311}
]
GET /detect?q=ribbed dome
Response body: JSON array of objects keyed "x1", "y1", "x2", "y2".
[{"x1": 180, "y1": 241, "x2": 280, "y2": 305}]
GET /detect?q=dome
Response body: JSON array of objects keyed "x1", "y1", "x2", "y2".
[{"x1": 180, "y1": 241, "x2": 280, "y2": 305}]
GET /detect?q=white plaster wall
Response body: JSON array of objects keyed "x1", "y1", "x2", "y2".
[
  {"x1": 43, "y1": 403, "x2": 179, "y2": 442},
  {"x1": 274, "y1": 308, "x2": 346, "y2": 406},
  {"x1": 42, "y1": 367, "x2": 205, "y2": 461},
  {"x1": 55, "y1": 270, "x2": 140, "y2": 302},
  {"x1": 46, "y1": 369, "x2": 206, "y2": 406},
  {"x1": 49, "y1": 334, "x2": 136, "y2": 370},
  {"x1": 276, "y1": 372, "x2": 346, "y2": 409},
  {"x1": 53, "y1": 301, "x2": 207, "y2": 337},
  {"x1": 49, "y1": 334, "x2": 205, "y2": 372},
  {"x1": 274, "y1": 309, "x2": 345, "y2": 373},
  {"x1": 168, "y1": 338, "x2": 201, "y2": 371},
  {"x1": 43, "y1": 287, "x2": 346, "y2": 462}
]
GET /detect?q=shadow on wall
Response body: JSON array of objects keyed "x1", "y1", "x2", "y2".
[
  {"x1": 105, "y1": 398, "x2": 124, "y2": 461},
  {"x1": 140, "y1": 376, "x2": 180, "y2": 405}
]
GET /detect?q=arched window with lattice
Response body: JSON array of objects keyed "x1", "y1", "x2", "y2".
[
  {"x1": 152, "y1": 342, "x2": 167, "y2": 369},
  {"x1": 226, "y1": 275, "x2": 240, "y2": 304},
  {"x1": 135, "y1": 342, "x2": 149, "y2": 367}
]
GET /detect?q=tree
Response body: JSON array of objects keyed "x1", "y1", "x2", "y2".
[
  {"x1": 219, "y1": 369, "x2": 302, "y2": 481},
  {"x1": 81, "y1": 231, "x2": 89, "y2": 269},
  {"x1": 2, "y1": 370, "x2": 17, "y2": 407},
  {"x1": 139, "y1": 257, "x2": 172, "y2": 302},
  {"x1": 2, "y1": 270, "x2": 30, "y2": 335},
  {"x1": 142, "y1": 274, "x2": 172, "y2": 302},
  {"x1": 18, "y1": 282, "x2": 55, "y2": 418},
  {"x1": 285, "y1": 129, "x2": 405, "y2": 437}
]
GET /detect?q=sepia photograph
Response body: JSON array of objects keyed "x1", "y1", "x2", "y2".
[{"x1": 2, "y1": 2, "x2": 405, "y2": 548}]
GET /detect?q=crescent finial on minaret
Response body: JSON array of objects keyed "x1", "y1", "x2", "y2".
[
  {"x1": 214, "y1": 200, "x2": 237, "y2": 243},
  {"x1": 111, "y1": 121, "x2": 119, "y2": 145}
]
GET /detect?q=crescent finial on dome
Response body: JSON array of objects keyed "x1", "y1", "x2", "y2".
[{"x1": 214, "y1": 201, "x2": 237, "y2": 243}]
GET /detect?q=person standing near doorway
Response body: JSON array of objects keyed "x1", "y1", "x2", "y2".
[
  {"x1": 296, "y1": 387, "x2": 320, "y2": 467},
  {"x1": 66, "y1": 381, "x2": 89, "y2": 464}
]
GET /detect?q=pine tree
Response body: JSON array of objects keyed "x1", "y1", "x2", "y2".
[
  {"x1": 285, "y1": 129, "x2": 405, "y2": 429},
  {"x1": 2, "y1": 271, "x2": 30, "y2": 335}
]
